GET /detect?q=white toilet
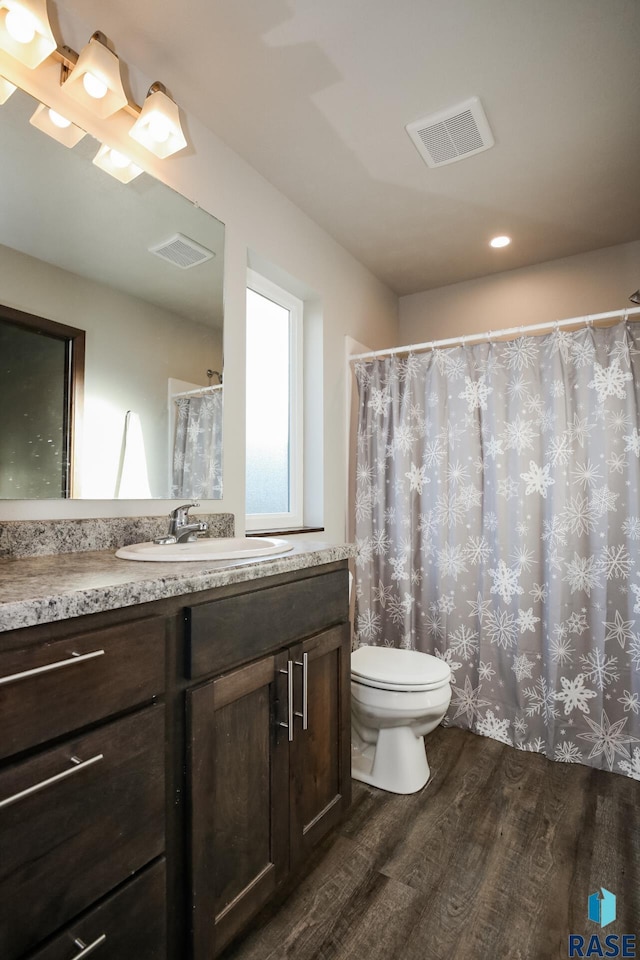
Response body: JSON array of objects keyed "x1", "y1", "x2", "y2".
[{"x1": 350, "y1": 646, "x2": 452, "y2": 794}]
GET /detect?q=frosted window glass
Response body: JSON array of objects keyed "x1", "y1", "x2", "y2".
[
  {"x1": 246, "y1": 288, "x2": 290, "y2": 515},
  {"x1": 0, "y1": 320, "x2": 68, "y2": 498}
]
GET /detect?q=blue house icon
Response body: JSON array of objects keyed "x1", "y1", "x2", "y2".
[{"x1": 588, "y1": 889, "x2": 616, "y2": 928}]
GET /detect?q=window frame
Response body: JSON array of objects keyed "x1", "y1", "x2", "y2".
[{"x1": 245, "y1": 268, "x2": 304, "y2": 531}]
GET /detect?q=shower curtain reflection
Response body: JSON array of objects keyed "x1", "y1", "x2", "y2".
[{"x1": 171, "y1": 387, "x2": 223, "y2": 499}]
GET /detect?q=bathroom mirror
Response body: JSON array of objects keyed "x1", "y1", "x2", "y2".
[{"x1": 0, "y1": 86, "x2": 225, "y2": 499}]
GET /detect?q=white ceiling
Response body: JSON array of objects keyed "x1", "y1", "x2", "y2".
[{"x1": 58, "y1": 0, "x2": 640, "y2": 295}]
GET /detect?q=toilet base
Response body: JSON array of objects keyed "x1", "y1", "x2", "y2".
[{"x1": 351, "y1": 725, "x2": 431, "y2": 794}]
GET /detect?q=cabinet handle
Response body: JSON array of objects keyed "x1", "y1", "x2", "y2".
[
  {"x1": 0, "y1": 649, "x2": 105, "y2": 687},
  {"x1": 294, "y1": 652, "x2": 309, "y2": 730},
  {"x1": 72, "y1": 935, "x2": 107, "y2": 958},
  {"x1": 278, "y1": 660, "x2": 294, "y2": 741},
  {"x1": 0, "y1": 753, "x2": 104, "y2": 810}
]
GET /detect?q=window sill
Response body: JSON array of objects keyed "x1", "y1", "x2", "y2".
[{"x1": 247, "y1": 526, "x2": 325, "y2": 538}]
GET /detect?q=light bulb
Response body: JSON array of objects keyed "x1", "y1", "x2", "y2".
[
  {"x1": 146, "y1": 111, "x2": 172, "y2": 144},
  {"x1": 109, "y1": 148, "x2": 131, "y2": 169},
  {"x1": 83, "y1": 72, "x2": 108, "y2": 100},
  {"x1": 48, "y1": 109, "x2": 72, "y2": 129},
  {"x1": 5, "y1": 7, "x2": 36, "y2": 44},
  {"x1": 490, "y1": 235, "x2": 511, "y2": 248}
]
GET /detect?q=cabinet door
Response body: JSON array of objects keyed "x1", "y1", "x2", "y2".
[
  {"x1": 187, "y1": 652, "x2": 289, "y2": 959},
  {"x1": 289, "y1": 624, "x2": 351, "y2": 866}
]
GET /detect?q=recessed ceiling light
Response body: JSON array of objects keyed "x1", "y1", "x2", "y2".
[{"x1": 490, "y1": 235, "x2": 511, "y2": 248}]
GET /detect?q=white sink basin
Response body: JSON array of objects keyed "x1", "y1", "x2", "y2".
[{"x1": 115, "y1": 536, "x2": 293, "y2": 562}]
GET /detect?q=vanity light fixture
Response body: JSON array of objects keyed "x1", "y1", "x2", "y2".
[
  {"x1": 490, "y1": 235, "x2": 511, "y2": 248},
  {"x1": 0, "y1": 9, "x2": 190, "y2": 177},
  {"x1": 129, "y1": 82, "x2": 187, "y2": 159},
  {"x1": 62, "y1": 32, "x2": 127, "y2": 119},
  {"x1": 0, "y1": 73, "x2": 16, "y2": 102},
  {"x1": 93, "y1": 142, "x2": 143, "y2": 183},
  {"x1": 29, "y1": 102, "x2": 86, "y2": 147},
  {"x1": 0, "y1": 0, "x2": 55, "y2": 68}
]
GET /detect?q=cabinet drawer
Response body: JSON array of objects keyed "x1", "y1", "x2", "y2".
[
  {"x1": 186, "y1": 567, "x2": 349, "y2": 679},
  {"x1": 27, "y1": 860, "x2": 166, "y2": 960},
  {"x1": 0, "y1": 705, "x2": 165, "y2": 960},
  {"x1": 0, "y1": 617, "x2": 165, "y2": 761}
]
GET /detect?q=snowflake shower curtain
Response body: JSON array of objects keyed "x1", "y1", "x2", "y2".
[
  {"x1": 172, "y1": 391, "x2": 223, "y2": 498},
  {"x1": 353, "y1": 320, "x2": 640, "y2": 778}
]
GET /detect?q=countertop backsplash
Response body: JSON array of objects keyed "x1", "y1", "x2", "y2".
[{"x1": 0, "y1": 514, "x2": 235, "y2": 560}]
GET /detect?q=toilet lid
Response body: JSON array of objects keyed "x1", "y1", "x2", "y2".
[{"x1": 351, "y1": 646, "x2": 451, "y2": 691}]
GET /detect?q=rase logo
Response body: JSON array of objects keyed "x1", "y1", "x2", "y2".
[
  {"x1": 589, "y1": 889, "x2": 617, "y2": 928},
  {"x1": 568, "y1": 888, "x2": 636, "y2": 958}
]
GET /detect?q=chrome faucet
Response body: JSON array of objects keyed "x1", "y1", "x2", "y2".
[{"x1": 155, "y1": 503, "x2": 209, "y2": 544}]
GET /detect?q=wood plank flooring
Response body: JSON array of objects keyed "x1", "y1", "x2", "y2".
[{"x1": 221, "y1": 726, "x2": 639, "y2": 960}]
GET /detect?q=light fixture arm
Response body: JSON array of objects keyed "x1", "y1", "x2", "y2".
[
  {"x1": 90, "y1": 31, "x2": 111, "y2": 50},
  {"x1": 148, "y1": 80, "x2": 167, "y2": 97}
]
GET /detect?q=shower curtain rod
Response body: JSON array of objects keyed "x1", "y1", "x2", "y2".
[
  {"x1": 172, "y1": 384, "x2": 223, "y2": 399},
  {"x1": 350, "y1": 305, "x2": 640, "y2": 362}
]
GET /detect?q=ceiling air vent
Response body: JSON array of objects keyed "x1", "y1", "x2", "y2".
[
  {"x1": 406, "y1": 96, "x2": 494, "y2": 168},
  {"x1": 149, "y1": 233, "x2": 215, "y2": 269}
]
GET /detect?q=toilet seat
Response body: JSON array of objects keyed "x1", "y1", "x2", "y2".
[{"x1": 351, "y1": 646, "x2": 450, "y2": 692}]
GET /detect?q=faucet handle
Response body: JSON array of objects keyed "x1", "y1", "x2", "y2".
[{"x1": 169, "y1": 502, "x2": 200, "y2": 521}]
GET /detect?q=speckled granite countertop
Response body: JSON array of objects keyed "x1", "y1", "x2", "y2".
[{"x1": 0, "y1": 540, "x2": 355, "y2": 633}]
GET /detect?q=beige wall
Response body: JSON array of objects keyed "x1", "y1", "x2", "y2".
[
  {"x1": 0, "y1": 4, "x2": 399, "y2": 538},
  {"x1": 399, "y1": 241, "x2": 640, "y2": 344}
]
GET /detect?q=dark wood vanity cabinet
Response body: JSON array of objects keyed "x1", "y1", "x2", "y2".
[
  {"x1": 0, "y1": 616, "x2": 167, "y2": 960},
  {"x1": 0, "y1": 559, "x2": 351, "y2": 960},
  {"x1": 185, "y1": 565, "x2": 351, "y2": 958}
]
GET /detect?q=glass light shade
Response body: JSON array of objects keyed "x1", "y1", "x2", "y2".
[
  {"x1": 29, "y1": 102, "x2": 86, "y2": 147},
  {"x1": 48, "y1": 108, "x2": 70, "y2": 127},
  {"x1": 129, "y1": 88, "x2": 187, "y2": 159},
  {"x1": 0, "y1": 0, "x2": 56, "y2": 68},
  {"x1": 0, "y1": 74, "x2": 16, "y2": 103},
  {"x1": 63, "y1": 36, "x2": 127, "y2": 119},
  {"x1": 92, "y1": 143, "x2": 143, "y2": 183},
  {"x1": 82, "y1": 71, "x2": 108, "y2": 100}
]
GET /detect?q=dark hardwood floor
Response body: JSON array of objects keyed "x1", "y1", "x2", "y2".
[{"x1": 221, "y1": 726, "x2": 639, "y2": 960}]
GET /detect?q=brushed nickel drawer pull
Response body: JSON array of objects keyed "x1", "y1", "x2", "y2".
[
  {"x1": 72, "y1": 934, "x2": 107, "y2": 958},
  {"x1": 0, "y1": 753, "x2": 104, "y2": 809},
  {"x1": 294, "y1": 652, "x2": 309, "y2": 730},
  {"x1": 278, "y1": 661, "x2": 294, "y2": 741},
  {"x1": 0, "y1": 649, "x2": 105, "y2": 687}
]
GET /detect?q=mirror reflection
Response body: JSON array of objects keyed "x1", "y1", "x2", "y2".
[{"x1": 0, "y1": 87, "x2": 225, "y2": 499}]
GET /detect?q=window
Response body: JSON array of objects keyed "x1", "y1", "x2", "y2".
[{"x1": 246, "y1": 270, "x2": 303, "y2": 529}]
